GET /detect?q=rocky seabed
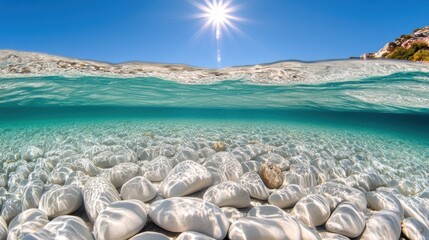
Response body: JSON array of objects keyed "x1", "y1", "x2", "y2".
[{"x1": 0, "y1": 121, "x2": 428, "y2": 240}]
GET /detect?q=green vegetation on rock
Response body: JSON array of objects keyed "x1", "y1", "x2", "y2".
[
  {"x1": 412, "y1": 49, "x2": 429, "y2": 61},
  {"x1": 387, "y1": 43, "x2": 429, "y2": 61}
]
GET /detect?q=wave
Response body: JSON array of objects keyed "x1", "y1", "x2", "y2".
[{"x1": 0, "y1": 72, "x2": 428, "y2": 114}]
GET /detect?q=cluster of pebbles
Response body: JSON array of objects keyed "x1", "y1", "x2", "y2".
[{"x1": 0, "y1": 119, "x2": 428, "y2": 240}]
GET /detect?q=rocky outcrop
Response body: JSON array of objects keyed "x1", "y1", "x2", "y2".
[{"x1": 362, "y1": 26, "x2": 429, "y2": 62}]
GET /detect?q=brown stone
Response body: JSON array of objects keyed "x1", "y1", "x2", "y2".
[
  {"x1": 259, "y1": 162, "x2": 283, "y2": 189},
  {"x1": 143, "y1": 131, "x2": 155, "y2": 138},
  {"x1": 212, "y1": 141, "x2": 227, "y2": 152}
]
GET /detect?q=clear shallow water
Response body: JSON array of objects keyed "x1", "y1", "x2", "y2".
[
  {"x1": 0, "y1": 72, "x2": 428, "y2": 159},
  {"x1": 0, "y1": 72, "x2": 428, "y2": 141},
  {"x1": 0, "y1": 71, "x2": 427, "y2": 180},
  {"x1": 0, "y1": 72, "x2": 428, "y2": 112},
  {"x1": 0, "y1": 72, "x2": 429, "y2": 238}
]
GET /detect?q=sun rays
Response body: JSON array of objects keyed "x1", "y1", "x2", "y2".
[{"x1": 191, "y1": 0, "x2": 244, "y2": 65}]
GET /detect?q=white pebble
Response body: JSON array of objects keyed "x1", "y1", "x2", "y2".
[
  {"x1": 83, "y1": 177, "x2": 121, "y2": 222},
  {"x1": 268, "y1": 184, "x2": 306, "y2": 209},
  {"x1": 291, "y1": 194, "x2": 330, "y2": 227},
  {"x1": 120, "y1": 176, "x2": 157, "y2": 202},
  {"x1": 160, "y1": 160, "x2": 213, "y2": 198},
  {"x1": 149, "y1": 197, "x2": 229, "y2": 239},
  {"x1": 203, "y1": 181, "x2": 251, "y2": 208},
  {"x1": 93, "y1": 200, "x2": 147, "y2": 240},
  {"x1": 38, "y1": 185, "x2": 82, "y2": 218}
]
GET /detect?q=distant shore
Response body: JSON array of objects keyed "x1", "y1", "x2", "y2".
[{"x1": 1, "y1": 50, "x2": 429, "y2": 85}]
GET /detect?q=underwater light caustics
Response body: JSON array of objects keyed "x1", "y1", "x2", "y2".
[{"x1": 194, "y1": 0, "x2": 243, "y2": 64}]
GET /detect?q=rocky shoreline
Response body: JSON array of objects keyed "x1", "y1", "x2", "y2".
[
  {"x1": 361, "y1": 26, "x2": 429, "y2": 62},
  {"x1": 1, "y1": 50, "x2": 429, "y2": 85}
]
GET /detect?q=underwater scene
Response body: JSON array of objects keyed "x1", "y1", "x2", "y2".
[{"x1": 0, "y1": 70, "x2": 428, "y2": 239}]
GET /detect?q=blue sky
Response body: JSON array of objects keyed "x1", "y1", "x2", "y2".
[{"x1": 0, "y1": 0, "x2": 428, "y2": 68}]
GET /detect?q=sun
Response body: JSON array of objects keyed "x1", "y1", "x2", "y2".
[
  {"x1": 192, "y1": 0, "x2": 243, "y2": 64},
  {"x1": 209, "y1": 3, "x2": 227, "y2": 26}
]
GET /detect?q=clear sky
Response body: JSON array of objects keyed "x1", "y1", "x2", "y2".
[{"x1": 0, "y1": 0, "x2": 428, "y2": 68}]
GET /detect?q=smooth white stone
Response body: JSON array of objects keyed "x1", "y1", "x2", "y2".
[
  {"x1": 0, "y1": 217, "x2": 7, "y2": 240},
  {"x1": 206, "y1": 169, "x2": 228, "y2": 185},
  {"x1": 22, "y1": 180, "x2": 44, "y2": 211},
  {"x1": 70, "y1": 158, "x2": 100, "y2": 176},
  {"x1": 228, "y1": 216, "x2": 301, "y2": 240},
  {"x1": 149, "y1": 197, "x2": 229, "y2": 239},
  {"x1": 22, "y1": 146, "x2": 44, "y2": 161},
  {"x1": 327, "y1": 167, "x2": 347, "y2": 180},
  {"x1": 292, "y1": 194, "x2": 331, "y2": 227},
  {"x1": 93, "y1": 200, "x2": 147, "y2": 240},
  {"x1": 23, "y1": 215, "x2": 94, "y2": 239},
  {"x1": 83, "y1": 177, "x2": 121, "y2": 222},
  {"x1": 1, "y1": 197, "x2": 22, "y2": 223},
  {"x1": 247, "y1": 205, "x2": 287, "y2": 219},
  {"x1": 28, "y1": 170, "x2": 49, "y2": 183},
  {"x1": 48, "y1": 166, "x2": 73, "y2": 185},
  {"x1": 221, "y1": 207, "x2": 245, "y2": 224},
  {"x1": 319, "y1": 231, "x2": 349, "y2": 240},
  {"x1": 325, "y1": 202, "x2": 365, "y2": 238},
  {"x1": 397, "y1": 179, "x2": 425, "y2": 196},
  {"x1": 159, "y1": 160, "x2": 213, "y2": 198},
  {"x1": 231, "y1": 147, "x2": 252, "y2": 163},
  {"x1": 33, "y1": 158, "x2": 54, "y2": 173},
  {"x1": 159, "y1": 144, "x2": 176, "y2": 157},
  {"x1": 7, "y1": 209, "x2": 49, "y2": 240},
  {"x1": 38, "y1": 185, "x2": 82, "y2": 218},
  {"x1": 240, "y1": 172, "x2": 269, "y2": 200},
  {"x1": 240, "y1": 161, "x2": 261, "y2": 174},
  {"x1": 138, "y1": 146, "x2": 160, "y2": 161},
  {"x1": 360, "y1": 210, "x2": 401, "y2": 240},
  {"x1": 7, "y1": 173, "x2": 27, "y2": 194},
  {"x1": 101, "y1": 162, "x2": 140, "y2": 188},
  {"x1": 64, "y1": 172, "x2": 90, "y2": 191},
  {"x1": 199, "y1": 147, "x2": 216, "y2": 158},
  {"x1": 8, "y1": 209, "x2": 47, "y2": 230},
  {"x1": 402, "y1": 217, "x2": 429, "y2": 240},
  {"x1": 174, "y1": 147, "x2": 199, "y2": 164},
  {"x1": 268, "y1": 184, "x2": 306, "y2": 209},
  {"x1": 297, "y1": 220, "x2": 321, "y2": 240},
  {"x1": 311, "y1": 182, "x2": 367, "y2": 211},
  {"x1": 0, "y1": 174, "x2": 7, "y2": 189},
  {"x1": 396, "y1": 195, "x2": 429, "y2": 229},
  {"x1": 350, "y1": 173, "x2": 387, "y2": 191},
  {"x1": 203, "y1": 181, "x2": 251, "y2": 208},
  {"x1": 92, "y1": 145, "x2": 137, "y2": 168},
  {"x1": 129, "y1": 231, "x2": 170, "y2": 240},
  {"x1": 283, "y1": 168, "x2": 318, "y2": 188},
  {"x1": 418, "y1": 188, "x2": 429, "y2": 199},
  {"x1": 177, "y1": 231, "x2": 216, "y2": 240},
  {"x1": 15, "y1": 165, "x2": 31, "y2": 179},
  {"x1": 144, "y1": 156, "x2": 174, "y2": 182},
  {"x1": 255, "y1": 153, "x2": 290, "y2": 171},
  {"x1": 367, "y1": 191, "x2": 404, "y2": 219},
  {"x1": 243, "y1": 144, "x2": 268, "y2": 159},
  {"x1": 203, "y1": 152, "x2": 243, "y2": 183},
  {"x1": 120, "y1": 176, "x2": 157, "y2": 202}
]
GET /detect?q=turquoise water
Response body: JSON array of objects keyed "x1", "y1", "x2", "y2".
[
  {"x1": 0, "y1": 72, "x2": 428, "y2": 141},
  {"x1": 0, "y1": 72, "x2": 429, "y2": 237},
  {"x1": 1, "y1": 71, "x2": 429, "y2": 234},
  {"x1": 0, "y1": 72, "x2": 428, "y2": 112},
  {"x1": 0, "y1": 72, "x2": 429, "y2": 191}
]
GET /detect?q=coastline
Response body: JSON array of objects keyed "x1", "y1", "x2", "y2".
[{"x1": 1, "y1": 50, "x2": 429, "y2": 85}]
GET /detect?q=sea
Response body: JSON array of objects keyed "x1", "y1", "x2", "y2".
[{"x1": 0, "y1": 71, "x2": 428, "y2": 206}]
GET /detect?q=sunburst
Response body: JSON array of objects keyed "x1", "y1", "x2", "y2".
[{"x1": 192, "y1": 0, "x2": 243, "y2": 64}]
